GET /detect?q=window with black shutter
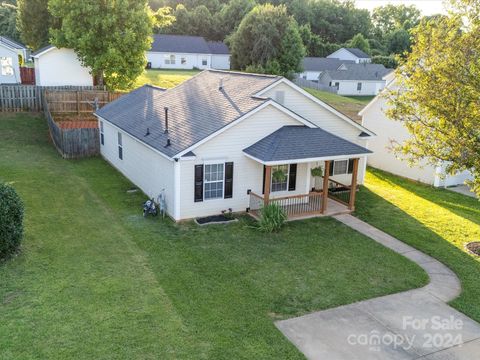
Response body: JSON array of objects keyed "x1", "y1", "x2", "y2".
[
  {"x1": 288, "y1": 164, "x2": 297, "y2": 191},
  {"x1": 224, "y1": 162, "x2": 233, "y2": 198},
  {"x1": 262, "y1": 165, "x2": 266, "y2": 194},
  {"x1": 329, "y1": 161, "x2": 334, "y2": 176},
  {"x1": 194, "y1": 165, "x2": 203, "y2": 202}
]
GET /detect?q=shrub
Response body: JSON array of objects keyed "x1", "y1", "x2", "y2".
[
  {"x1": 0, "y1": 183, "x2": 24, "y2": 260},
  {"x1": 258, "y1": 203, "x2": 287, "y2": 233}
]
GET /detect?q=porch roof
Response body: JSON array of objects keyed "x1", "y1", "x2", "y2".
[{"x1": 243, "y1": 126, "x2": 372, "y2": 165}]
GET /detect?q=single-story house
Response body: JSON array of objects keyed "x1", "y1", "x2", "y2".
[
  {"x1": 327, "y1": 47, "x2": 371, "y2": 64},
  {"x1": 32, "y1": 45, "x2": 94, "y2": 86},
  {"x1": 319, "y1": 63, "x2": 393, "y2": 96},
  {"x1": 95, "y1": 70, "x2": 375, "y2": 221},
  {"x1": 0, "y1": 37, "x2": 22, "y2": 84},
  {"x1": 146, "y1": 34, "x2": 230, "y2": 70},
  {"x1": 360, "y1": 73, "x2": 473, "y2": 187},
  {"x1": 297, "y1": 58, "x2": 355, "y2": 81},
  {"x1": 0, "y1": 36, "x2": 28, "y2": 63}
]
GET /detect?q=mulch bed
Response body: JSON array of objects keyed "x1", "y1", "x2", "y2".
[
  {"x1": 195, "y1": 214, "x2": 237, "y2": 225},
  {"x1": 465, "y1": 242, "x2": 480, "y2": 256}
]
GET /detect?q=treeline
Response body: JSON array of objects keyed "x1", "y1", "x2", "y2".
[{"x1": 151, "y1": 0, "x2": 427, "y2": 66}]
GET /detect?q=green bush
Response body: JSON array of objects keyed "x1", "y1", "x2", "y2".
[
  {"x1": 0, "y1": 183, "x2": 24, "y2": 260},
  {"x1": 258, "y1": 203, "x2": 287, "y2": 233}
]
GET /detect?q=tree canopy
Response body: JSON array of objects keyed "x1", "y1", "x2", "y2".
[
  {"x1": 229, "y1": 4, "x2": 305, "y2": 78},
  {"x1": 0, "y1": 1, "x2": 20, "y2": 42},
  {"x1": 386, "y1": 0, "x2": 480, "y2": 195},
  {"x1": 16, "y1": 0, "x2": 51, "y2": 50},
  {"x1": 49, "y1": 0, "x2": 153, "y2": 90}
]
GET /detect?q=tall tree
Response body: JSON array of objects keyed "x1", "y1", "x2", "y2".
[
  {"x1": 16, "y1": 0, "x2": 51, "y2": 50},
  {"x1": 372, "y1": 4, "x2": 421, "y2": 36},
  {"x1": 387, "y1": 28, "x2": 411, "y2": 55},
  {"x1": 386, "y1": 0, "x2": 480, "y2": 195},
  {"x1": 0, "y1": 1, "x2": 20, "y2": 42},
  {"x1": 214, "y1": 0, "x2": 255, "y2": 40},
  {"x1": 49, "y1": 0, "x2": 153, "y2": 90},
  {"x1": 346, "y1": 33, "x2": 370, "y2": 54},
  {"x1": 229, "y1": 4, "x2": 304, "y2": 77}
]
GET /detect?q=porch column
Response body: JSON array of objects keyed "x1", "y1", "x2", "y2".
[
  {"x1": 264, "y1": 165, "x2": 272, "y2": 206},
  {"x1": 321, "y1": 160, "x2": 330, "y2": 214},
  {"x1": 349, "y1": 158, "x2": 360, "y2": 210}
]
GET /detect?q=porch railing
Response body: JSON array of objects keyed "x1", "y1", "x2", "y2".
[
  {"x1": 327, "y1": 179, "x2": 352, "y2": 206},
  {"x1": 249, "y1": 191, "x2": 324, "y2": 218}
]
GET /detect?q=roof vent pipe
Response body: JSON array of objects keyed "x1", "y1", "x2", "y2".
[
  {"x1": 164, "y1": 107, "x2": 169, "y2": 134},
  {"x1": 219, "y1": 78, "x2": 223, "y2": 90},
  {"x1": 145, "y1": 127, "x2": 150, "y2": 136},
  {"x1": 165, "y1": 139, "x2": 171, "y2": 147}
]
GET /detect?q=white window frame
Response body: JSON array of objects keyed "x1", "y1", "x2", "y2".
[
  {"x1": 164, "y1": 54, "x2": 176, "y2": 65},
  {"x1": 357, "y1": 82, "x2": 362, "y2": 91},
  {"x1": 1, "y1": 56, "x2": 14, "y2": 76},
  {"x1": 204, "y1": 162, "x2": 225, "y2": 200},
  {"x1": 100, "y1": 121, "x2": 104, "y2": 145},
  {"x1": 201, "y1": 57, "x2": 208, "y2": 66},
  {"x1": 271, "y1": 164, "x2": 290, "y2": 192},
  {"x1": 117, "y1": 132, "x2": 123, "y2": 160}
]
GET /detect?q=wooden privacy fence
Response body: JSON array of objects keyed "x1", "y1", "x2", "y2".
[
  {"x1": 20, "y1": 67, "x2": 35, "y2": 85},
  {"x1": 44, "y1": 89, "x2": 122, "y2": 113},
  {"x1": 0, "y1": 85, "x2": 107, "y2": 112},
  {"x1": 43, "y1": 89, "x2": 122, "y2": 159}
]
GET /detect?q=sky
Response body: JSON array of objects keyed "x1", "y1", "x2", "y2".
[{"x1": 355, "y1": 0, "x2": 447, "y2": 15}]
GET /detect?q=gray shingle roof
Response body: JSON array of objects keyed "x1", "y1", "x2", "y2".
[
  {"x1": 344, "y1": 48, "x2": 370, "y2": 58},
  {"x1": 0, "y1": 36, "x2": 26, "y2": 50},
  {"x1": 96, "y1": 70, "x2": 281, "y2": 158},
  {"x1": 321, "y1": 63, "x2": 393, "y2": 81},
  {"x1": 206, "y1": 41, "x2": 229, "y2": 54},
  {"x1": 243, "y1": 126, "x2": 371, "y2": 162},
  {"x1": 150, "y1": 34, "x2": 213, "y2": 54},
  {"x1": 302, "y1": 57, "x2": 355, "y2": 71}
]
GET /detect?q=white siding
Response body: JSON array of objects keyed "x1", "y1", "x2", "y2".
[
  {"x1": 99, "y1": 119, "x2": 176, "y2": 217},
  {"x1": 327, "y1": 48, "x2": 371, "y2": 64},
  {"x1": 336, "y1": 80, "x2": 385, "y2": 96},
  {"x1": 35, "y1": 48, "x2": 93, "y2": 86},
  {"x1": 177, "y1": 105, "x2": 309, "y2": 220},
  {"x1": 0, "y1": 44, "x2": 20, "y2": 84},
  {"x1": 146, "y1": 52, "x2": 211, "y2": 70},
  {"x1": 211, "y1": 54, "x2": 230, "y2": 70},
  {"x1": 263, "y1": 82, "x2": 368, "y2": 184},
  {"x1": 298, "y1": 71, "x2": 322, "y2": 81}
]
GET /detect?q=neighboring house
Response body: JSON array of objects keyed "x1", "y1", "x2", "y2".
[
  {"x1": 0, "y1": 36, "x2": 28, "y2": 63},
  {"x1": 319, "y1": 63, "x2": 393, "y2": 96},
  {"x1": 327, "y1": 48, "x2": 371, "y2": 63},
  {"x1": 0, "y1": 38, "x2": 21, "y2": 84},
  {"x1": 32, "y1": 45, "x2": 94, "y2": 86},
  {"x1": 95, "y1": 70, "x2": 375, "y2": 221},
  {"x1": 360, "y1": 74, "x2": 473, "y2": 187},
  {"x1": 297, "y1": 58, "x2": 355, "y2": 81},
  {"x1": 146, "y1": 34, "x2": 230, "y2": 70}
]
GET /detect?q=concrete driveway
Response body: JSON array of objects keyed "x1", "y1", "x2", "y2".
[{"x1": 276, "y1": 215, "x2": 480, "y2": 360}]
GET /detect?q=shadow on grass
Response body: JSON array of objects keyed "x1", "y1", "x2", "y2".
[
  {"x1": 355, "y1": 183, "x2": 480, "y2": 323},
  {"x1": 368, "y1": 167, "x2": 480, "y2": 226}
]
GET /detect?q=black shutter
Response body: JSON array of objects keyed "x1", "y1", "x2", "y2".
[
  {"x1": 288, "y1": 164, "x2": 297, "y2": 191},
  {"x1": 329, "y1": 161, "x2": 334, "y2": 176},
  {"x1": 262, "y1": 165, "x2": 266, "y2": 194},
  {"x1": 348, "y1": 159, "x2": 354, "y2": 174},
  {"x1": 224, "y1": 162, "x2": 233, "y2": 198},
  {"x1": 194, "y1": 165, "x2": 203, "y2": 202}
]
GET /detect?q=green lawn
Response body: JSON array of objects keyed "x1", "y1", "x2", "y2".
[
  {"x1": 305, "y1": 88, "x2": 373, "y2": 122},
  {"x1": 0, "y1": 113, "x2": 426, "y2": 359},
  {"x1": 135, "y1": 69, "x2": 200, "y2": 89},
  {"x1": 355, "y1": 168, "x2": 480, "y2": 322}
]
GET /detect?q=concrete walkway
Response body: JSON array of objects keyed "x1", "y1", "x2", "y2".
[{"x1": 276, "y1": 214, "x2": 480, "y2": 360}]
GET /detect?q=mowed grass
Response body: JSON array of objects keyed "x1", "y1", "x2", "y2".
[
  {"x1": 305, "y1": 88, "x2": 373, "y2": 122},
  {"x1": 135, "y1": 69, "x2": 200, "y2": 89},
  {"x1": 0, "y1": 113, "x2": 427, "y2": 359},
  {"x1": 355, "y1": 168, "x2": 480, "y2": 322}
]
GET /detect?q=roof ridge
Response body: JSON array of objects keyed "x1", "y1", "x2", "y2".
[{"x1": 207, "y1": 69, "x2": 281, "y2": 79}]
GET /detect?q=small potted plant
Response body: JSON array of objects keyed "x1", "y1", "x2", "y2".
[{"x1": 310, "y1": 166, "x2": 324, "y2": 191}]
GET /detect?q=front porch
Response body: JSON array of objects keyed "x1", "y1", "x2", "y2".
[
  {"x1": 242, "y1": 126, "x2": 370, "y2": 221},
  {"x1": 248, "y1": 163, "x2": 359, "y2": 220}
]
